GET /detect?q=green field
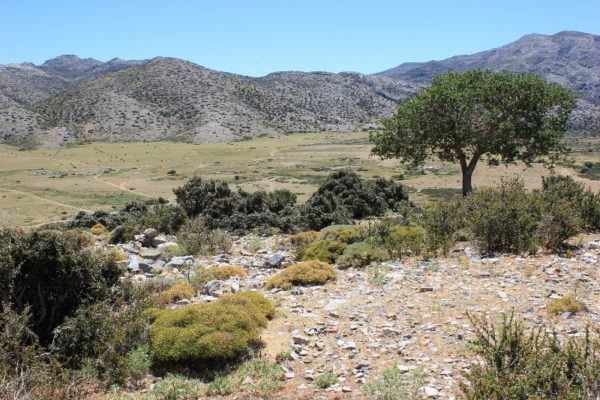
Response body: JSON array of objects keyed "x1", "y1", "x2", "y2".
[{"x1": 1, "y1": 132, "x2": 599, "y2": 227}]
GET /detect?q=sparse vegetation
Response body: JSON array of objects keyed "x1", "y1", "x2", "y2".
[
  {"x1": 546, "y1": 295, "x2": 586, "y2": 315},
  {"x1": 363, "y1": 367, "x2": 423, "y2": 400}
]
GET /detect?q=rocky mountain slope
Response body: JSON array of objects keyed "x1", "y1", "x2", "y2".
[
  {"x1": 1, "y1": 30, "x2": 598, "y2": 147},
  {"x1": 376, "y1": 31, "x2": 600, "y2": 132}
]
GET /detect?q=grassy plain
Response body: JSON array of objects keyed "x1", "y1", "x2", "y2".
[{"x1": 0, "y1": 132, "x2": 599, "y2": 227}]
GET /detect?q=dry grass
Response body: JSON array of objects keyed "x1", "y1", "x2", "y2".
[{"x1": 546, "y1": 295, "x2": 586, "y2": 315}]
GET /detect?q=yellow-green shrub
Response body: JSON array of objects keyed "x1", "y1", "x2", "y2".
[
  {"x1": 336, "y1": 240, "x2": 388, "y2": 269},
  {"x1": 150, "y1": 292, "x2": 274, "y2": 364},
  {"x1": 301, "y1": 239, "x2": 347, "y2": 263},
  {"x1": 155, "y1": 282, "x2": 195, "y2": 306},
  {"x1": 379, "y1": 225, "x2": 426, "y2": 259},
  {"x1": 547, "y1": 295, "x2": 585, "y2": 315},
  {"x1": 90, "y1": 223, "x2": 106, "y2": 235},
  {"x1": 265, "y1": 260, "x2": 336, "y2": 290},
  {"x1": 191, "y1": 265, "x2": 247, "y2": 288},
  {"x1": 319, "y1": 225, "x2": 365, "y2": 244}
]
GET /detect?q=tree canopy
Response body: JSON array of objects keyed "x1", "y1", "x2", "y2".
[{"x1": 370, "y1": 70, "x2": 576, "y2": 195}]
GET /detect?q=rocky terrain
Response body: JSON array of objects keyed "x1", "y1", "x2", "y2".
[
  {"x1": 1, "y1": 31, "x2": 598, "y2": 147},
  {"x1": 110, "y1": 228, "x2": 600, "y2": 399},
  {"x1": 376, "y1": 31, "x2": 600, "y2": 132}
]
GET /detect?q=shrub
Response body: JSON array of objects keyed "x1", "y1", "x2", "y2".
[
  {"x1": 176, "y1": 217, "x2": 232, "y2": 256},
  {"x1": 301, "y1": 170, "x2": 410, "y2": 230},
  {"x1": 265, "y1": 261, "x2": 336, "y2": 290},
  {"x1": 370, "y1": 224, "x2": 426, "y2": 260},
  {"x1": 537, "y1": 196, "x2": 582, "y2": 250},
  {"x1": 155, "y1": 282, "x2": 195, "y2": 306},
  {"x1": 363, "y1": 367, "x2": 423, "y2": 400},
  {"x1": 466, "y1": 179, "x2": 541, "y2": 253},
  {"x1": 337, "y1": 241, "x2": 388, "y2": 269},
  {"x1": 150, "y1": 292, "x2": 274, "y2": 365},
  {"x1": 234, "y1": 359, "x2": 285, "y2": 397},
  {"x1": 219, "y1": 291, "x2": 276, "y2": 320},
  {"x1": 462, "y1": 312, "x2": 600, "y2": 399},
  {"x1": 111, "y1": 204, "x2": 188, "y2": 244},
  {"x1": 191, "y1": 265, "x2": 247, "y2": 288},
  {"x1": 300, "y1": 238, "x2": 347, "y2": 263},
  {"x1": 0, "y1": 228, "x2": 123, "y2": 345},
  {"x1": 320, "y1": 224, "x2": 366, "y2": 244},
  {"x1": 90, "y1": 223, "x2": 106, "y2": 235},
  {"x1": 540, "y1": 175, "x2": 600, "y2": 232},
  {"x1": 148, "y1": 374, "x2": 204, "y2": 399},
  {"x1": 423, "y1": 199, "x2": 466, "y2": 255},
  {"x1": 314, "y1": 372, "x2": 337, "y2": 389},
  {"x1": 547, "y1": 295, "x2": 586, "y2": 315}
]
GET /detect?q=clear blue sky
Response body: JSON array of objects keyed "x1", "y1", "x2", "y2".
[{"x1": 2, "y1": 0, "x2": 599, "y2": 76}]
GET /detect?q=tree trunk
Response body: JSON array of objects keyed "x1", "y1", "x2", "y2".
[{"x1": 462, "y1": 169, "x2": 473, "y2": 197}]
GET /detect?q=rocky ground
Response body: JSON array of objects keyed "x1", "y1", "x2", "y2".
[{"x1": 111, "y1": 230, "x2": 600, "y2": 399}]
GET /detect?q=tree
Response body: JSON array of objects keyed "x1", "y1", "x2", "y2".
[{"x1": 370, "y1": 70, "x2": 576, "y2": 195}]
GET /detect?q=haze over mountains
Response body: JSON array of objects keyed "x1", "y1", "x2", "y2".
[{"x1": 1, "y1": 31, "x2": 598, "y2": 147}]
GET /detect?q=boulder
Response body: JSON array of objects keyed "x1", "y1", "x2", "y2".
[
  {"x1": 143, "y1": 228, "x2": 158, "y2": 239},
  {"x1": 202, "y1": 280, "x2": 222, "y2": 296},
  {"x1": 264, "y1": 253, "x2": 286, "y2": 268},
  {"x1": 140, "y1": 249, "x2": 161, "y2": 260}
]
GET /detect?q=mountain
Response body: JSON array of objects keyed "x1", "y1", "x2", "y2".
[
  {"x1": 1, "y1": 57, "x2": 419, "y2": 146},
  {"x1": 376, "y1": 31, "x2": 600, "y2": 131},
  {"x1": 1, "y1": 31, "x2": 598, "y2": 148}
]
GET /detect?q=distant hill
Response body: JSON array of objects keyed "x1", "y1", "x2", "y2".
[
  {"x1": 1, "y1": 31, "x2": 598, "y2": 147},
  {"x1": 375, "y1": 31, "x2": 600, "y2": 132}
]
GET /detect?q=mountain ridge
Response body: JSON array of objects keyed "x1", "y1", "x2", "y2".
[{"x1": 1, "y1": 30, "x2": 598, "y2": 148}]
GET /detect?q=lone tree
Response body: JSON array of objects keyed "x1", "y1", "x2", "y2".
[{"x1": 371, "y1": 70, "x2": 575, "y2": 195}]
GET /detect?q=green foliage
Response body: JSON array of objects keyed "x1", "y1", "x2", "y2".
[
  {"x1": 111, "y1": 203, "x2": 188, "y2": 244},
  {"x1": 462, "y1": 312, "x2": 600, "y2": 399},
  {"x1": 265, "y1": 260, "x2": 336, "y2": 290},
  {"x1": 173, "y1": 176, "x2": 300, "y2": 234},
  {"x1": 0, "y1": 228, "x2": 123, "y2": 345},
  {"x1": 314, "y1": 372, "x2": 337, "y2": 389},
  {"x1": 377, "y1": 225, "x2": 426, "y2": 260},
  {"x1": 176, "y1": 217, "x2": 232, "y2": 256},
  {"x1": 155, "y1": 282, "x2": 195, "y2": 306},
  {"x1": 337, "y1": 241, "x2": 388, "y2": 269},
  {"x1": 540, "y1": 175, "x2": 600, "y2": 232},
  {"x1": 372, "y1": 69, "x2": 576, "y2": 195},
  {"x1": 546, "y1": 295, "x2": 586, "y2": 315},
  {"x1": 146, "y1": 374, "x2": 204, "y2": 399},
  {"x1": 190, "y1": 265, "x2": 247, "y2": 289},
  {"x1": 320, "y1": 224, "x2": 366, "y2": 243},
  {"x1": 300, "y1": 238, "x2": 347, "y2": 263},
  {"x1": 301, "y1": 170, "x2": 409, "y2": 230},
  {"x1": 363, "y1": 367, "x2": 423, "y2": 400},
  {"x1": 149, "y1": 292, "x2": 274, "y2": 365},
  {"x1": 234, "y1": 359, "x2": 285, "y2": 397},
  {"x1": 466, "y1": 179, "x2": 541, "y2": 253},
  {"x1": 423, "y1": 199, "x2": 466, "y2": 255}
]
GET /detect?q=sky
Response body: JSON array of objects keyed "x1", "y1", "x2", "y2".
[{"x1": 2, "y1": 0, "x2": 599, "y2": 77}]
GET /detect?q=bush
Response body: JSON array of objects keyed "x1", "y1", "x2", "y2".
[
  {"x1": 155, "y1": 282, "x2": 195, "y2": 306},
  {"x1": 176, "y1": 217, "x2": 232, "y2": 256},
  {"x1": 466, "y1": 179, "x2": 541, "y2": 253},
  {"x1": 0, "y1": 228, "x2": 123, "y2": 345},
  {"x1": 90, "y1": 223, "x2": 106, "y2": 235},
  {"x1": 191, "y1": 265, "x2": 247, "y2": 288},
  {"x1": 423, "y1": 199, "x2": 466, "y2": 255},
  {"x1": 378, "y1": 225, "x2": 426, "y2": 259},
  {"x1": 337, "y1": 241, "x2": 388, "y2": 269},
  {"x1": 363, "y1": 366, "x2": 423, "y2": 400},
  {"x1": 462, "y1": 312, "x2": 600, "y2": 399},
  {"x1": 300, "y1": 239, "x2": 347, "y2": 263},
  {"x1": 320, "y1": 224, "x2": 366, "y2": 244},
  {"x1": 547, "y1": 295, "x2": 586, "y2": 315},
  {"x1": 541, "y1": 175, "x2": 600, "y2": 232},
  {"x1": 537, "y1": 196, "x2": 582, "y2": 250},
  {"x1": 111, "y1": 203, "x2": 188, "y2": 244},
  {"x1": 265, "y1": 261, "x2": 336, "y2": 290},
  {"x1": 314, "y1": 372, "x2": 337, "y2": 389},
  {"x1": 150, "y1": 292, "x2": 274, "y2": 365},
  {"x1": 301, "y1": 170, "x2": 410, "y2": 230}
]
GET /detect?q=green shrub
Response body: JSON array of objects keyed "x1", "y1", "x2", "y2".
[
  {"x1": 546, "y1": 295, "x2": 586, "y2": 315},
  {"x1": 148, "y1": 374, "x2": 204, "y2": 399},
  {"x1": 314, "y1": 372, "x2": 337, "y2": 389},
  {"x1": 466, "y1": 179, "x2": 541, "y2": 253},
  {"x1": 371, "y1": 225, "x2": 426, "y2": 260},
  {"x1": 265, "y1": 261, "x2": 336, "y2": 290},
  {"x1": 462, "y1": 312, "x2": 600, "y2": 399},
  {"x1": 155, "y1": 282, "x2": 195, "y2": 306},
  {"x1": 234, "y1": 359, "x2": 285, "y2": 397},
  {"x1": 337, "y1": 241, "x2": 388, "y2": 269},
  {"x1": 0, "y1": 228, "x2": 122, "y2": 345},
  {"x1": 301, "y1": 170, "x2": 410, "y2": 230},
  {"x1": 541, "y1": 175, "x2": 600, "y2": 232},
  {"x1": 320, "y1": 224, "x2": 366, "y2": 244},
  {"x1": 537, "y1": 196, "x2": 582, "y2": 250},
  {"x1": 300, "y1": 238, "x2": 347, "y2": 263},
  {"x1": 176, "y1": 217, "x2": 232, "y2": 256},
  {"x1": 423, "y1": 199, "x2": 466, "y2": 255},
  {"x1": 363, "y1": 366, "x2": 423, "y2": 400},
  {"x1": 150, "y1": 292, "x2": 274, "y2": 365},
  {"x1": 191, "y1": 265, "x2": 247, "y2": 288}
]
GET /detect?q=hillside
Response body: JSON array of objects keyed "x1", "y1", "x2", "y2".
[
  {"x1": 1, "y1": 31, "x2": 599, "y2": 147},
  {"x1": 376, "y1": 31, "x2": 600, "y2": 132}
]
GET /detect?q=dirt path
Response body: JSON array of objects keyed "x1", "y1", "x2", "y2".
[
  {"x1": 93, "y1": 175, "x2": 155, "y2": 198},
  {"x1": 0, "y1": 188, "x2": 92, "y2": 213}
]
